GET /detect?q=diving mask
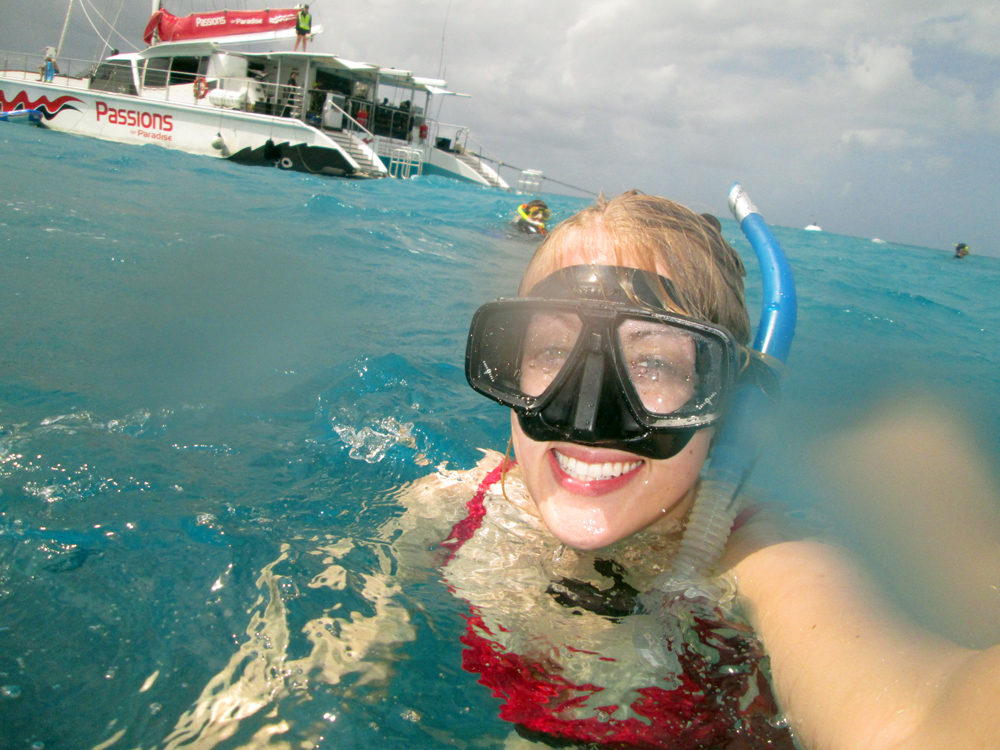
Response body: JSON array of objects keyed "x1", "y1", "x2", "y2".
[{"x1": 465, "y1": 265, "x2": 741, "y2": 459}]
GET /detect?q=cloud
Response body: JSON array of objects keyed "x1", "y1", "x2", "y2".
[{"x1": 840, "y1": 128, "x2": 932, "y2": 151}]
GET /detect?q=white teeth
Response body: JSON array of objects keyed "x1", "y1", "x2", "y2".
[{"x1": 555, "y1": 451, "x2": 641, "y2": 482}]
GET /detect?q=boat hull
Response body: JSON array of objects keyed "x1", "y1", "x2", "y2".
[{"x1": 0, "y1": 78, "x2": 359, "y2": 176}]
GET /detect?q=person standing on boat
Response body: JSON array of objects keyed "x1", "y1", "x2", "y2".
[
  {"x1": 282, "y1": 69, "x2": 299, "y2": 117},
  {"x1": 39, "y1": 46, "x2": 59, "y2": 82},
  {"x1": 294, "y1": 4, "x2": 312, "y2": 52}
]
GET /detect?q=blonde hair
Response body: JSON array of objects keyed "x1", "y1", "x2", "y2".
[{"x1": 519, "y1": 191, "x2": 751, "y2": 345}]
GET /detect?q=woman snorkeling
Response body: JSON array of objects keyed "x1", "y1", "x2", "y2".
[{"x1": 445, "y1": 190, "x2": 1000, "y2": 748}]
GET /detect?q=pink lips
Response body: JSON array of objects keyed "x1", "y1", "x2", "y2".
[{"x1": 547, "y1": 447, "x2": 643, "y2": 496}]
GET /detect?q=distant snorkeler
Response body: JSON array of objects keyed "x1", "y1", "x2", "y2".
[
  {"x1": 514, "y1": 199, "x2": 551, "y2": 235},
  {"x1": 954, "y1": 242, "x2": 970, "y2": 259}
]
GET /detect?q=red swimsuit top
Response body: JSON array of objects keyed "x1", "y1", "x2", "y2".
[{"x1": 439, "y1": 461, "x2": 796, "y2": 750}]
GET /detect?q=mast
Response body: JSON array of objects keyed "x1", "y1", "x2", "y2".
[{"x1": 55, "y1": 0, "x2": 75, "y2": 56}]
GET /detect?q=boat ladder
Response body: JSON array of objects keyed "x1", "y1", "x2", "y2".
[
  {"x1": 388, "y1": 147, "x2": 424, "y2": 179},
  {"x1": 517, "y1": 170, "x2": 544, "y2": 195}
]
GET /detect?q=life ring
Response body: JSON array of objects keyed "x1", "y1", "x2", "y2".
[
  {"x1": 193, "y1": 77, "x2": 209, "y2": 100},
  {"x1": 279, "y1": 156, "x2": 294, "y2": 170}
]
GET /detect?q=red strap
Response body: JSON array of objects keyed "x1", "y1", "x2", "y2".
[{"x1": 438, "y1": 458, "x2": 515, "y2": 564}]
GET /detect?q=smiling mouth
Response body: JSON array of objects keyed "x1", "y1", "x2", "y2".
[{"x1": 554, "y1": 450, "x2": 642, "y2": 482}]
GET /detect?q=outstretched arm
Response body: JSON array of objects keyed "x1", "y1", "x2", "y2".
[
  {"x1": 733, "y1": 397, "x2": 1000, "y2": 750},
  {"x1": 736, "y1": 539, "x2": 1000, "y2": 750}
]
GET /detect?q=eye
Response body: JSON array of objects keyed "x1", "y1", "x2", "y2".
[{"x1": 519, "y1": 313, "x2": 582, "y2": 396}]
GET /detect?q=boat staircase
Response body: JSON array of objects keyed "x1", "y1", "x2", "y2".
[
  {"x1": 281, "y1": 89, "x2": 305, "y2": 119},
  {"x1": 454, "y1": 150, "x2": 505, "y2": 188},
  {"x1": 324, "y1": 129, "x2": 386, "y2": 178}
]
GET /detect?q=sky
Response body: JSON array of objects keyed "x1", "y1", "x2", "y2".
[{"x1": 5, "y1": 0, "x2": 999, "y2": 253}]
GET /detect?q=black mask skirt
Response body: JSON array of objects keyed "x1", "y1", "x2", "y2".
[{"x1": 465, "y1": 265, "x2": 742, "y2": 460}]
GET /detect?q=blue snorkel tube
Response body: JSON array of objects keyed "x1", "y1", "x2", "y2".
[{"x1": 652, "y1": 183, "x2": 798, "y2": 593}]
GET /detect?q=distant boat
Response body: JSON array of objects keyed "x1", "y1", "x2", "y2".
[
  {"x1": 871, "y1": 238, "x2": 887, "y2": 244},
  {"x1": 0, "y1": 4, "x2": 509, "y2": 186},
  {"x1": 804, "y1": 224, "x2": 822, "y2": 231}
]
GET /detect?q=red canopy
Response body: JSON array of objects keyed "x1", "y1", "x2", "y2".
[{"x1": 143, "y1": 8, "x2": 301, "y2": 45}]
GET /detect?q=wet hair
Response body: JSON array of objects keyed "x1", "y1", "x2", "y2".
[
  {"x1": 518, "y1": 190, "x2": 751, "y2": 345},
  {"x1": 525, "y1": 199, "x2": 549, "y2": 211}
]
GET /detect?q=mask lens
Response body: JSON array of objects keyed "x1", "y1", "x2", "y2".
[
  {"x1": 617, "y1": 317, "x2": 698, "y2": 415},
  {"x1": 520, "y1": 311, "x2": 583, "y2": 397},
  {"x1": 468, "y1": 302, "x2": 582, "y2": 406}
]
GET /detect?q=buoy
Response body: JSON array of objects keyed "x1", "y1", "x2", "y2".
[
  {"x1": 193, "y1": 76, "x2": 209, "y2": 100},
  {"x1": 210, "y1": 132, "x2": 225, "y2": 150}
]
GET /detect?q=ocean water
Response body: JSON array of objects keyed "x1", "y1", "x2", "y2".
[{"x1": 2, "y1": 125, "x2": 999, "y2": 749}]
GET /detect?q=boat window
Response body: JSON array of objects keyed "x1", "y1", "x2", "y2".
[
  {"x1": 142, "y1": 58, "x2": 170, "y2": 88},
  {"x1": 90, "y1": 61, "x2": 137, "y2": 95},
  {"x1": 247, "y1": 61, "x2": 268, "y2": 79},
  {"x1": 167, "y1": 56, "x2": 207, "y2": 86},
  {"x1": 314, "y1": 70, "x2": 353, "y2": 96}
]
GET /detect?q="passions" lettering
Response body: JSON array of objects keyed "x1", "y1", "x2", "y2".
[{"x1": 95, "y1": 101, "x2": 173, "y2": 131}]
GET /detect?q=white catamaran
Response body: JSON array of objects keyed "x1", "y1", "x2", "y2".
[{"x1": 0, "y1": 1, "x2": 509, "y2": 187}]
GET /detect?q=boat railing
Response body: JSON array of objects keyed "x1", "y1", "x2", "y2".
[
  {"x1": 244, "y1": 79, "x2": 302, "y2": 117},
  {"x1": 464, "y1": 132, "x2": 504, "y2": 166},
  {"x1": 0, "y1": 49, "x2": 100, "y2": 84},
  {"x1": 169, "y1": 73, "x2": 303, "y2": 116},
  {"x1": 319, "y1": 97, "x2": 376, "y2": 141},
  {"x1": 432, "y1": 121, "x2": 502, "y2": 164}
]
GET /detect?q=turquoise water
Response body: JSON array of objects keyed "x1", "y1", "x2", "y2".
[{"x1": 2, "y1": 125, "x2": 999, "y2": 749}]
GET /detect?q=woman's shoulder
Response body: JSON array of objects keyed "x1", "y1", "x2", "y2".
[
  {"x1": 378, "y1": 450, "x2": 515, "y2": 572},
  {"x1": 392, "y1": 449, "x2": 511, "y2": 514},
  {"x1": 718, "y1": 493, "x2": 826, "y2": 575}
]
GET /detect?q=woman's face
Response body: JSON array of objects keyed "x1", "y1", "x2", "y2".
[{"x1": 512, "y1": 223, "x2": 711, "y2": 550}]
